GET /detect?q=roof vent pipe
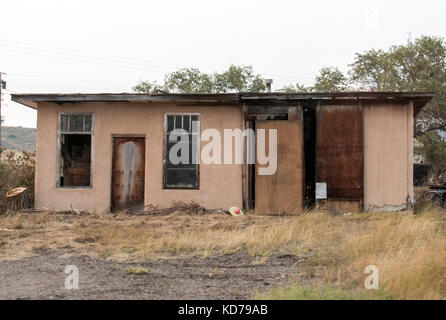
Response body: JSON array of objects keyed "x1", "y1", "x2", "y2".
[{"x1": 264, "y1": 79, "x2": 273, "y2": 93}]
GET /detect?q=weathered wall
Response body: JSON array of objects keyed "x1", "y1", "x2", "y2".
[
  {"x1": 35, "y1": 100, "x2": 415, "y2": 213},
  {"x1": 363, "y1": 102, "x2": 413, "y2": 211},
  {"x1": 35, "y1": 102, "x2": 243, "y2": 212}
]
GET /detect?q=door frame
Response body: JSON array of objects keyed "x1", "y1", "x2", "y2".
[{"x1": 110, "y1": 134, "x2": 146, "y2": 211}]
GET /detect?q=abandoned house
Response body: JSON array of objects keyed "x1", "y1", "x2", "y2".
[{"x1": 11, "y1": 92, "x2": 433, "y2": 214}]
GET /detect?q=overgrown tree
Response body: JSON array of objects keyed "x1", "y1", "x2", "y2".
[
  {"x1": 349, "y1": 36, "x2": 446, "y2": 178},
  {"x1": 132, "y1": 81, "x2": 164, "y2": 94},
  {"x1": 278, "y1": 83, "x2": 311, "y2": 93},
  {"x1": 279, "y1": 67, "x2": 348, "y2": 93},
  {"x1": 213, "y1": 65, "x2": 265, "y2": 93},
  {"x1": 415, "y1": 131, "x2": 446, "y2": 181},
  {"x1": 349, "y1": 36, "x2": 446, "y2": 136},
  {"x1": 133, "y1": 65, "x2": 266, "y2": 94},
  {"x1": 163, "y1": 68, "x2": 214, "y2": 94},
  {"x1": 313, "y1": 67, "x2": 349, "y2": 92}
]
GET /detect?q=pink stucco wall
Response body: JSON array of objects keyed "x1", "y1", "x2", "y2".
[
  {"x1": 35, "y1": 102, "x2": 243, "y2": 213},
  {"x1": 35, "y1": 100, "x2": 415, "y2": 213},
  {"x1": 363, "y1": 102, "x2": 414, "y2": 211}
]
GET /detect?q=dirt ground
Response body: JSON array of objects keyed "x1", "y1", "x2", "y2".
[
  {"x1": 2, "y1": 209, "x2": 443, "y2": 299},
  {"x1": 0, "y1": 249, "x2": 311, "y2": 300}
]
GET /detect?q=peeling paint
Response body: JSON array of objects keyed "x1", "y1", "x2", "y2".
[{"x1": 112, "y1": 137, "x2": 145, "y2": 210}]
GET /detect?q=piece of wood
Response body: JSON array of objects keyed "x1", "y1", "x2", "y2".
[
  {"x1": 6, "y1": 187, "x2": 30, "y2": 211},
  {"x1": 255, "y1": 120, "x2": 304, "y2": 214}
]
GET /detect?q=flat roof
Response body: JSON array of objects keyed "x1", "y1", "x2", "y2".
[{"x1": 11, "y1": 92, "x2": 434, "y2": 110}]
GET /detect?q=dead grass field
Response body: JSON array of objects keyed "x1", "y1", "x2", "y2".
[{"x1": 0, "y1": 207, "x2": 445, "y2": 299}]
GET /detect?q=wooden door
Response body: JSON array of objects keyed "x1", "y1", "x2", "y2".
[
  {"x1": 255, "y1": 120, "x2": 304, "y2": 214},
  {"x1": 316, "y1": 105, "x2": 363, "y2": 202},
  {"x1": 111, "y1": 137, "x2": 145, "y2": 211}
]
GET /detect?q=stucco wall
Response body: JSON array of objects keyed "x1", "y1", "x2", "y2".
[
  {"x1": 35, "y1": 102, "x2": 243, "y2": 213},
  {"x1": 363, "y1": 102, "x2": 413, "y2": 211},
  {"x1": 35, "y1": 100, "x2": 415, "y2": 213}
]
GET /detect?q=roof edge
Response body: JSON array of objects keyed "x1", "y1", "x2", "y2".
[{"x1": 11, "y1": 91, "x2": 434, "y2": 110}]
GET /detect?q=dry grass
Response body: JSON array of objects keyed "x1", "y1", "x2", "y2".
[
  {"x1": 0, "y1": 207, "x2": 445, "y2": 299},
  {"x1": 255, "y1": 283, "x2": 394, "y2": 300},
  {"x1": 0, "y1": 150, "x2": 35, "y2": 213}
]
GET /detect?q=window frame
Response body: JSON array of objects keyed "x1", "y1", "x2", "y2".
[
  {"x1": 163, "y1": 112, "x2": 200, "y2": 190},
  {"x1": 56, "y1": 112, "x2": 94, "y2": 189}
]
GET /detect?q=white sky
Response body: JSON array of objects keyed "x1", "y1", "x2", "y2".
[{"x1": 0, "y1": 0, "x2": 445, "y2": 128}]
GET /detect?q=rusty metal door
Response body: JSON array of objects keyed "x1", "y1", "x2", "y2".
[
  {"x1": 111, "y1": 137, "x2": 145, "y2": 211},
  {"x1": 316, "y1": 105, "x2": 363, "y2": 204},
  {"x1": 255, "y1": 120, "x2": 304, "y2": 214}
]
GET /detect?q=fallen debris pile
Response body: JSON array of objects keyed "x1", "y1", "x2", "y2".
[{"x1": 142, "y1": 201, "x2": 211, "y2": 215}]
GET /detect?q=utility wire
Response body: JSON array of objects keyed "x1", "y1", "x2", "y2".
[{"x1": 0, "y1": 39, "x2": 313, "y2": 82}]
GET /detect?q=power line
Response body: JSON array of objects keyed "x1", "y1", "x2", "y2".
[
  {"x1": 0, "y1": 39, "x2": 312, "y2": 83},
  {"x1": 0, "y1": 46, "x2": 173, "y2": 74},
  {"x1": 0, "y1": 39, "x2": 197, "y2": 70},
  {"x1": 8, "y1": 72, "x2": 131, "y2": 87}
]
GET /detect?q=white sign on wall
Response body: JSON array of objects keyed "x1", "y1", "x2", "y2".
[{"x1": 316, "y1": 182, "x2": 327, "y2": 199}]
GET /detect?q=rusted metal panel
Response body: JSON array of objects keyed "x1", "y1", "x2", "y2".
[
  {"x1": 316, "y1": 105, "x2": 363, "y2": 201},
  {"x1": 111, "y1": 137, "x2": 145, "y2": 211},
  {"x1": 255, "y1": 120, "x2": 304, "y2": 214}
]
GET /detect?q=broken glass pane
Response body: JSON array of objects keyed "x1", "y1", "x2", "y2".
[
  {"x1": 167, "y1": 115, "x2": 174, "y2": 132},
  {"x1": 60, "y1": 114, "x2": 69, "y2": 132},
  {"x1": 183, "y1": 116, "x2": 190, "y2": 132},
  {"x1": 84, "y1": 114, "x2": 92, "y2": 132},
  {"x1": 175, "y1": 115, "x2": 182, "y2": 129},
  {"x1": 166, "y1": 168, "x2": 196, "y2": 188},
  {"x1": 69, "y1": 114, "x2": 84, "y2": 132}
]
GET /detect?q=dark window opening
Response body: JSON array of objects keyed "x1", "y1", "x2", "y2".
[
  {"x1": 164, "y1": 114, "x2": 199, "y2": 189},
  {"x1": 58, "y1": 113, "x2": 93, "y2": 187},
  {"x1": 59, "y1": 134, "x2": 91, "y2": 187}
]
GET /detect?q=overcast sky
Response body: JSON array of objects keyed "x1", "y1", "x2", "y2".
[{"x1": 0, "y1": 0, "x2": 445, "y2": 128}]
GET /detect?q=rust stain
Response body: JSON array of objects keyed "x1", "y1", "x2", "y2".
[
  {"x1": 112, "y1": 137, "x2": 145, "y2": 210},
  {"x1": 316, "y1": 105, "x2": 363, "y2": 200}
]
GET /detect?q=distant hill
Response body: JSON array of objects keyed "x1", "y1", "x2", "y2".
[{"x1": 0, "y1": 126, "x2": 36, "y2": 152}]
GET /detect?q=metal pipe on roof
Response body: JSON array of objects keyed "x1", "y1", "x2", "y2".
[{"x1": 264, "y1": 79, "x2": 273, "y2": 93}]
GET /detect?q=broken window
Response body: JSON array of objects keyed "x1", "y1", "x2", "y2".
[
  {"x1": 164, "y1": 114, "x2": 200, "y2": 189},
  {"x1": 58, "y1": 113, "x2": 93, "y2": 187}
]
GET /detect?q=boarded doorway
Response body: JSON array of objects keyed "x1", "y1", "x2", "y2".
[
  {"x1": 111, "y1": 137, "x2": 145, "y2": 211},
  {"x1": 255, "y1": 120, "x2": 304, "y2": 214},
  {"x1": 316, "y1": 105, "x2": 363, "y2": 211}
]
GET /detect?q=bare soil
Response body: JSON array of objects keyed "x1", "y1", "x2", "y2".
[{"x1": 0, "y1": 249, "x2": 312, "y2": 300}]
